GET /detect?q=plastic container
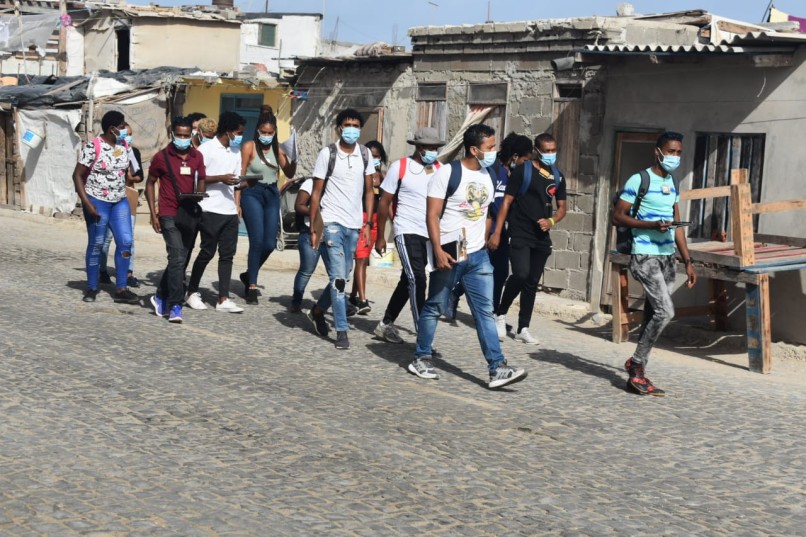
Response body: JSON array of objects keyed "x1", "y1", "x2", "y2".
[
  {"x1": 370, "y1": 246, "x2": 396, "y2": 268},
  {"x1": 21, "y1": 129, "x2": 44, "y2": 148}
]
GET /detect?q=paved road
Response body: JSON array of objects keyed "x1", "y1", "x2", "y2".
[{"x1": 1, "y1": 211, "x2": 804, "y2": 536}]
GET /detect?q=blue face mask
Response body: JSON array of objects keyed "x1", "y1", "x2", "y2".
[
  {"x1": 539, "y1": 151, "x2": 557, "y2": 166},
  {"x1": 421, "y1": 150, "x2": 439, "y2": 165},
  {"x1": 124, "y1": 135, "x2": 133, "y2": 146},
  {"x1": 659, "y1": 153, "x2": 681, "y2": 172},
  {"x1": 115, "y1": 128, "x2": 128, "y2": 143},
  {"x1": 173, "y1": 137, "x2": 192, "y2": 151},
  {"x1": 200, "y1": 136, "x2": 213, "y2": 145},
  {"x1": 258, "y1": 135, "x2": 274, "y2": 145},
  {"x1": 373, "y1": 158, "x2": 382, "y2": 169},
  {"x1": 230, "y1": 134, "x2": 243, "y2": 148},
  {"x1": 476, "y1": 149, "x2": 497, "y2": 169},
  {"x1": 341, "y1": 126, "x2": 361, "y2": 145}
]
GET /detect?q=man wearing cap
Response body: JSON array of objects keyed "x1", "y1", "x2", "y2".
[{"x1": 373, "y1": 127, "x2": 445, "y2": 344}]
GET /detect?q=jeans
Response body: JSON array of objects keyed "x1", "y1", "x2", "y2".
[
  {"x1": 241, "y1": 183, "x2": 280, "y2": 285},
  {"x1": 630, "y1": 254, "x2": 677, "y2": 365},
  {"x1": 497, "y1": 242, "x2": 551, "y2": 331},
  {"x1": 188, "y1": 212, "x2": 239, "y2": 298},
  {"x1": 382, "y1": 234, "x2": 429, "y2": 328},
  {"x1": 316, "y1": 222, "x2": 359, "y2": 332},
  {"x1": 292, "y1": 229, "x2": 322, "y2": 307},
  {"x1": 157, "y1": 216, "x2": 199, "y2": 307},
  {"x1": 452, "y1": 230, "x2": 509, "y2": 313},
  {"x1": 415, "y1": 249, "x2": 505, "y2": 374},
  {"x1": 84, "y1": 197, "x2": 132, "y2": 290},
  {"x1": 83, "y1": 210, "x2": 136, "y2": 275}
]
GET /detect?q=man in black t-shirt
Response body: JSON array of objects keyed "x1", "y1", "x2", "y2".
[{"x1": 487, "y1": 133, "x2": 567, "y2": 344}]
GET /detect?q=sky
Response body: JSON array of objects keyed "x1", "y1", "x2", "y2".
[{"x1": 128, "y1": 0, "x2": 803, "y2": 46}]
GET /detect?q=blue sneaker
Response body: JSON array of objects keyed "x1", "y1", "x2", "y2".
[
  {"x1": 150, "y1": 294, "x2": 166, "y2": 317},
  {"x1": 168, "y1": 304, "x2": 183, "y2": 324}
]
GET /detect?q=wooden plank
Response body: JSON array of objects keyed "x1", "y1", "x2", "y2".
[
  {"x1": 731, "y1": 183, "x2": 755, "y2": 266},
  {"x1": 610, "y1": 251, "x2": 760, "y2": 284},
  {"x1": 678, "y1": 185, "x2": 732, "y2": 201},
  {"x1": 746, "y1": 274, "x2": 772, "y2": 374},
  {"x1": 744, "y1": 261, "x2": 806, "y2": 274},
  {"x1": 754, "y1": 234, "x2": 806, "y2": 248},
  {"x1": 688, "y1": 249, "x2": 742, "y2": 268},
  {"x1": 611, "y1": 264, "x2": 624, "y2": 344},
  {"x1": 751, "y1": 199, "x2": 806, "y2": 214},
  {"x1": 730, "y1": 168, "x2": 748, "y2": 185},
  {"x1": 620, "y1": 311, "x2": 643, "y2": 324}
]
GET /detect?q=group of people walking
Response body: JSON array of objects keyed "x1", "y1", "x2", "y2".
[{"x1": 74, "y1": 107, "x2": 697, "y2": 393}]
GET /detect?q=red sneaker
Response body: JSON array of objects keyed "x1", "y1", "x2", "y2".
[{"x1": 626, "y1": 359, "x2": 666, "y2": 397}]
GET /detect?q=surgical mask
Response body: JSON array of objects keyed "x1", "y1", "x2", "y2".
[
  {"x1": 658, "y1": 152, "x2": 681, "y2": 172},
  {"x1": 373, "y1": 158, "x2": 382, "y2": 169},
  {"x1": 229, "y1": 134, "x2": 243, "y2": 148},
  {"x1": 476, "y1": 149, "x2": 497, "y2": 168},
  {"x1": 200, "y1": 136, "x2": 213, "y2": 145},
  {"x1": 258, "y1": 134, "x2": 274, "y2": 145},
  {"x1": 539, "y1": 151, "x2": 557, "y2": 166},
  {"x1": 173, "y1": 137, "x2": 192, "y2": 151},
  {"x1": 115, "y1": 128, "x2": 128, "y2": 142},
  {"x1": 124, "y1": 135, "x2": 133, "y2": 146},
  {"x1": 341, "y1": 126, "x2": 361, "y2": 144},
  {"x1": 421, "y1": 150, "x2": 438, "y2": 165}
]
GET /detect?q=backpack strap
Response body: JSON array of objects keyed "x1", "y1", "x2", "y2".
[
  {"x1": 359, "y1": 144, "x2": 370, "y2": 174},
  {"x1": 441, "y1": 160, "x2": 465, "y2": 218},
  {"x1": 631, "y1": 169, "x2": 652, "y2": 218},
  {"x1": 161, "y1": 149, "x2": 186, "y2": 202},
  {"x1": 518, "y1": 161, "x2": 533, "y2": 197},
  {"x1": 398, "y1": 157, "x2": 407, "y2": 181},
  {"x1": 82, "y1": 137, "x2": 103, "y2": 182},
  {"x1": 551, "y1": 164, "x2": 562, "y2": 182}
]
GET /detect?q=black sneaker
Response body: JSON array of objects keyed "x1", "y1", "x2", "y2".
[
  {"x1": 346, "y1": 303, "x2": 359, "y2": 317},
  {"x1": 626, "y1": 359, "x2": 666, "y2": 396},
  {"x1": 126, "y1": 275, "x2": 140, "y2": 288},
  {"x1": 239, "y1": 272, "x2": 250, "y2": 292},
  {"x1": 113, "y1": 289, "x2": 140, "y2": 305},
  {"x1": 356, "y1": 299, "x2": 371, "y2": 315},
  {"x1": 307, "y1": 308, "x2": 329, "y2": 337},
  {"x1": 99, "y1": 271, "x2": 113, "y2": 284},
  {"x1": 82, "y1": 289, "x2": 98, "y2": 302},
  {"x1": 335, "y1": 331, "x2": 350, "y2": 350},
  {"x1": 245, "y1": 288, "x2": 259, "y2": 305}
]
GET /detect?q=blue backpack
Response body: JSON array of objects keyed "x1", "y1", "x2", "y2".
[{"x1": 518, "y1": 161, "x2": 562, "y2": 197}]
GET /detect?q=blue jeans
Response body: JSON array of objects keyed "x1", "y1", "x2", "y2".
[
  {"x1": 292, "y1": 229, "x2": 322, "y2": 307},
  {"x1": 240, "y1": 182, "x2": 280, "y2": 285},
  {"x1": 316, "y1": 222, "x2": 359, "y2": 332},
  {"x1": 83, "y1": 209, "x2": 136, "y2": 275},
  {"x1": 85, "y1": 197, "x2": 132, "y2": 290},
  {"x1": 415, "y1": 249, "x2": 505, "y2": 373}
]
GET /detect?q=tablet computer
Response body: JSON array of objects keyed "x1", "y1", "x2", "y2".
[{"x1": 179, "y1": 192, "x2": 209, "y2": 200}]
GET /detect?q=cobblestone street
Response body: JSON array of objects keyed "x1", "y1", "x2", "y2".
[{"x1": 1, "y1": 210, "x2": 804, "y2": 536}]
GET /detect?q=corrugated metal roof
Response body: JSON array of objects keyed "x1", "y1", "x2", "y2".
[
  {"x1": 719, "y1": 31, "x2": 806, "y2": 45},
  {"x1": 584, "y1": 43, "x2": 742, "y2": 54}
]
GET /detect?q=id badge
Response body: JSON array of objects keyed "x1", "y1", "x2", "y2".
[
  {"x1": 661, "y1": 184, "x2": 671, "y2": 195},
  {"x1": 180, "y1": 165, "x2": 191, "y2": 176},
  {"x1": 425, "y1": 165, "x2": 435, "y2": 175},
  {"x1": 457, "y1": 228, "x2": 468, "y2": 263}
]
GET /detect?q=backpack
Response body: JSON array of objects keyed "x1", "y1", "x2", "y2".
[
  {"x1": 440, "y1": 160, "x2": 493, "y2": 218},
  {"x1": 323, "y1": 142, "x2": 370, "y2": 188},
  {"x1": 518, "y1": 160, "x2": 562, "y2": 197},
  {"x1": 612, "y1": 170, "x2": 680, "y2": 254},
  {"x1": 392, "y1": 157, "x2": 441, "y2": 218}
]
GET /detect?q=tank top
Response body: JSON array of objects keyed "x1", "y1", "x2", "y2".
[{"x1": 247, "y1": 146, "x2": 279, "y2": 185}]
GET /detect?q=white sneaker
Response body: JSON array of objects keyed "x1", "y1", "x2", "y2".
[
  {"x1": 515, "y1": 327, "x2": 540, "y2": 345},
  {"x1": 495, "y1": 314, "x2": 507, "y2": 341},
  {"x1": 215, "y1": 298, "x2": 244, "y2": 313},
  {"x1": 185, "y1": 291, "x2": 208, "y2": 310}
]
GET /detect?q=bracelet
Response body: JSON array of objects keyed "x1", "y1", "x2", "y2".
[
  {"x1": 548, "y1": 217, "x2": 555, "y2": 227},
  {"x1": 684, "y1": 258, "x2": 693, "y2": 266}
]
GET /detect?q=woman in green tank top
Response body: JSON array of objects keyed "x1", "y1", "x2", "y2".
[{"x1": 238, "y1": 113, "x2": 297, "y2": 304}]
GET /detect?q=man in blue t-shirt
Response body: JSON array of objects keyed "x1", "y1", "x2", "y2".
[{"x1": 613, "y1": 131, "x2": 697, "y2": 396}]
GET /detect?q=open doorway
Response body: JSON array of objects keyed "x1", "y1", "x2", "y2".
[{"x1": 116, "y1": 29, "x2": 130, "y2": 71}]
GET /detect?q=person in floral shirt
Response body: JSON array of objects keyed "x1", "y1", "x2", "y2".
[{"x1": 72, "y1": 110, "x2": 139, "y2": 304}]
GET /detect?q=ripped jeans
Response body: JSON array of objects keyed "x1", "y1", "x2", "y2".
[
  {"x1": 85, "y1": 196, "x2": 132, "y2": 291},
  {"x1": 316, "y1": 222, "x2": 359, "y2": 332}
]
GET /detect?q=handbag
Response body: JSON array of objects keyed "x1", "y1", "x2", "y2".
[{"x1": 162, "y1": 149, "x2": 202, "y2": 230}]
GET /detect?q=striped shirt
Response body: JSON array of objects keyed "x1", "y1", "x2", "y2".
[{"x1": 620, "y1": 168, "x2": 679, "y2": 255}]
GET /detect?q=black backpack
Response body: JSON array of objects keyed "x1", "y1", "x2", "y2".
[{"x1": 612, "y1": 170, "x2": 680, "y2": 254}]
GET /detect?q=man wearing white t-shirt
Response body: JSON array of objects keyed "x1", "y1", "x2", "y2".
[
  {"x1": 373, "y1": 127, "x2": 445, "y2": 345},
  {"x1": 186, "y1": 111, "x2": 246, "y2": 313},
  {"x1": 307, "y1": 109, "x2": 376, "y2": 350},
  {"x1": 411, "y1": 124, "x2": 528, "y2": 389}
]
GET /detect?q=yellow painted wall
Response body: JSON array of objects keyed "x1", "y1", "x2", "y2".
[{"x1": 182, "y1": 81, "x2": 292, "y2": 140}]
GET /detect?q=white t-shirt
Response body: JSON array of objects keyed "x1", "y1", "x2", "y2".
[
  {"x1": 427, "y1": 161, "x2": 494, "y2": 254},
  {"x1": 312, "y1": 144, "x2": 374, "y2": 229},
  {"x1": 380, "y1": 158, "x2": 439, "y2": 238},
  {"x1": 198, "y1": 137, "x2": 242, "y2": 215},
  {"x1": 299, "y1": 178, "x2": 313, "y2": 227}
]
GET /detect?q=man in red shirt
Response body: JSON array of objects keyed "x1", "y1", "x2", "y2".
[{"x1": 145, "y1": 116, "x2": 207, "y2": 323}]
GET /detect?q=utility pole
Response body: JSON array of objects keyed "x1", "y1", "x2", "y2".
[
  {"x1": 486, "y1": 0, "x2": 492, "y2": 23},
  {"x1": 264, "y1": 0, "x2": 269, "y2": 14},
  {"x1": 428, "y1": 1, "x2": 438, "y2": 26},
  {"x1": 58, "y1": 0, "x2": 67, "y2": 76}
]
